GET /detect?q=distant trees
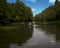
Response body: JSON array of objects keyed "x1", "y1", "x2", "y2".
[
  {"x1": 0, "y1": 0, "x2": 33, "y2": 24},
  {"x1": 34, "y1": 0, "x2": 60, "y2": 22}
]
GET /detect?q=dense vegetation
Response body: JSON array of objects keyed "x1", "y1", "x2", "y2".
[
  {"x1": 0, "y1": 0, "x2": 33, "y2": 24},
  {"x1": 34, "y1": 0, "x2": 60, "y2": 22}
]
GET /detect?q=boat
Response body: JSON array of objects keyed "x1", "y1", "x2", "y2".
[{"x1": 28, "y1": 22, "x2": 32, "y2": 26}]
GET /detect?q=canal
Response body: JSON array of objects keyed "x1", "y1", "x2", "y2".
[{"x1": 0, "y1": 22, "x2": 60, "y2": 48}]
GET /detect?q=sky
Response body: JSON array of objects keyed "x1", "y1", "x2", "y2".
[{"x1": 7, "y1": 0, "x2": 58, "y2": 16}]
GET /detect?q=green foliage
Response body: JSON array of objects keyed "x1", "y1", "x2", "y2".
[
  {"x1": 34, "y1": 0, "x2": 60, "y2": 22},
  {"x1": 0, "y1": 0, "x2": 33, "y2": 25}
]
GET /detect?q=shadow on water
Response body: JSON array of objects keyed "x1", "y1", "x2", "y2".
[{"x1": 0, "y1": 24, "x2": 33, "y2": 48}]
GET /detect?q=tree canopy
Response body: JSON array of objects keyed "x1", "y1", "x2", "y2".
[
  {"x1": 0, "y1": 0, "x2": 33, "y2": 24},
  {"x1": 34, "y1": 0, "x2": 60, "y2": 22}
]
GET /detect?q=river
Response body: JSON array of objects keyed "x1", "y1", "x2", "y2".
[{"x1": 0, "y1": 22, "x2": 60, "y2": 48}]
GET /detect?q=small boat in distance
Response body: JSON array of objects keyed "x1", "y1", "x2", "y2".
[{"x1": 28, "y1": 22, "x2": 32, "y2": 26}]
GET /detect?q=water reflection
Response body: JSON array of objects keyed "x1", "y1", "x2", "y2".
[
  {"x1": 9, "y1": 24, "x2": 56, "y2": 48},
  {"x1": 0, "y1": 24, "x2": 33, "y2": 48},
  {"x1": 0, "y1": 23, "x2": 60, "y2": 48},
  {"x1": 56, "y1": 24, "x2": 60, "y2": 42},
  {"x1": 36, "y1": 23, "x2": 60, "y2": 42}
]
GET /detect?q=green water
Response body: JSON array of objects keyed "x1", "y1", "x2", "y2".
[
  {"x1": 0, "y1": 24, "x2": 33, "y2": 48},
  {"x1": 0, "y1": 23, "x2": 60, "y2": 48}
]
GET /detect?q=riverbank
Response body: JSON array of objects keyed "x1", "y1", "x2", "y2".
[
  {"x1": 34, "y1": 21, "x2": 60, "y2": 25},
  {"x1": 0, "y1": 22, "x2": 29, "y2": 26}
]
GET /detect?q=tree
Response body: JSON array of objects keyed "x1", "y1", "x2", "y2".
[
  {"x1": 0, "y1": 0, "x2": 33, "y2": 24},
  {"x1": 34, "y1": 0, "x2": 60, "y2": 22},
  {"x1": 0, "y1": 0, "x2": 8, "y2": 24},
  {"x1": 55, "y1": 0, "x2": 59, "y2": 5}
]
